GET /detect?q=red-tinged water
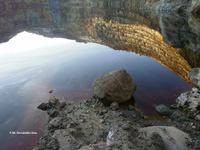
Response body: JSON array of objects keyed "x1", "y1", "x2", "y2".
[{"x1": 0, "y1": 32, "x2": 192, "y2": 149}]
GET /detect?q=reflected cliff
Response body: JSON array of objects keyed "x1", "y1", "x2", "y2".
[{"x1": 0, "y1": 0, "x2": 199, "y2": 84}]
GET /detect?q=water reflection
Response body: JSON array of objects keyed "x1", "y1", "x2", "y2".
[
  {"x1": 0, "y1": 0, "x2": 199, "y2": 149},
  {"x1": 0, "y1": 32, "x2": 191, "y2": 149}
]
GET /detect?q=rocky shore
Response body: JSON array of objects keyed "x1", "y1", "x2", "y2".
[{"x1": 34, "y1": 69, "x2": 200, "y2": 150}]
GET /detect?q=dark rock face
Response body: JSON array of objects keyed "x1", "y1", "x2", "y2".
[
  {"x1": 92, "y1": 69, "x2": 136, "y2": 103},
  {"x1": 37, "y1": 103, "x2": 47, "y2": 111},
  {"x1": 188, "y1": 68, "x2": 200, "y2": 89},
  {"x1": 156, "y1": 104, "x2": 172, "y2": 116},
  {"x1": 146, "y1": 0, "x2": 200, "y2": 52}
]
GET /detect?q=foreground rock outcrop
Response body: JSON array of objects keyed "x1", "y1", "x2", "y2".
[
  {"x1": 33, "y1": 68, "x2": 200, "y2": 150},
  {"x1": 34, "y1": 94, "x2": 200, "y2": 150},
  {"x1": 93, "y1": 69, "x2": 137, "y2": 104}
]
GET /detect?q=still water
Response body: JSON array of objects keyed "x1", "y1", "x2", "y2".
[
  {"x1": 1, "y1": 0, "x2": 199, "y2": 149},
  {"x1": 0, "y1": 32, "x2": 191, "y2": 150}
]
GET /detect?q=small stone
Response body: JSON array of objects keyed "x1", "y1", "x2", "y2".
[
  {"x1": 49, "y1": 97, "x2": 59, "y2": 104},
  {"x1": 170, "y1": 104, "x2": 177, "y2": 109},
  {"x1": 100, "y1": 119, "x2": 104, "y2": 123},
  {"x1": 49, "y1": 117, "x2": 62, "y2": 128},
  {"x1": 192, "y1": 88, "x2": 199, "y2": 92},
  {"x1": 106, "y1": 147, "x2": 112, "y2": 150},
  {"x1": 194, "y1": 139, "x2": 200, "y2": 150},
  {"x1": 128, "y1": 105, "x2": 134, "y2": 110},
  {"x1": 102, "y1": 109, "x2": 108, "y2": 113},
  {"x1": 59, "y1": 102, "x2": 66, "y2": 109},
  {"x1": 48, "y1": 110, "x2": 60, "y2": 117},
  {"x1": 110, "y1": 102, "x2": 119, "y2": 110},
  {"x1": 188, "y1": 68, "x2": 200, "y2": 89},
  {"x1": 195, "y1": 114, "x2": 200, "y2": 121},
  {"x1": 122, "y1": 124, "x2": 130, "y2": 130},
  {"x1": 187, "y1": 112, "x2": 195, "y2": 119},
  {"x1": 176, "y1": 93, "x2": 188, "y2": 107},
  {"x1": 156, "y1": 104, "x2": 172, "y2": 116},
  {"x1": 37, "y1": 103, "x2": 47, "y2": 111},
  {"x1": 192, "y1": 126, "x2": 196, "y2": 129},
  {"x1": 188, "y1": 100, "x2": 198, "y2": 111}
]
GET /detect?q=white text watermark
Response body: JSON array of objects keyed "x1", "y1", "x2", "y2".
[{"x1": 9, "y1": 131, "x2": 37, "y2": 135}]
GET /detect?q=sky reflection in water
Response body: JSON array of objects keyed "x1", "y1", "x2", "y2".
[{"x1": 0, "y1": 32, "x2": 191, "y2": 150}]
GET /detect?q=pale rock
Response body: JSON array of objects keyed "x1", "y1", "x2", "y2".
[{"x1": 139, "y1": 126, "x2": 191, "y2": 150}]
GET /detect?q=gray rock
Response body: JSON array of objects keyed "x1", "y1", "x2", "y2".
[
  {"x1": 139, "y1": 126, "x2": 191, "y2": 150},
  {"x1": 122, "y1": 124, "x2": 130, "y2": 130},
  {"x1": 79, "y1": 143, "x2": 107, "y2": 150},
  {"x1": 53, "y1": 129, "x2": 76, "y2": 150},
  {"x1": 176, "y1": 93, "x2": 188, "y2": 107},
  {"x1": 92, "y1": 69, "x2": 136, "y2": 103},
  {"x1": 128, "y1": 105, "x2": 134, "y2": 110},
  {"x1": 188, "y1": 68, "x2": 200, "y2": 89},
  {"x1": 37, "y1": 103, "x2": 47, "y2": 111},
  {"x1": 194, "y1": 139, "x2": 200, "y2": 150},
  {"x1": 146, "y1": 0, "x2": 200, "y2": 52},
  {"x1": 49, "y1": 117, "x2": 62, "y2": 128},
  {"x1": 110, "y1": 102, "x2": 119, "y2": 110},
  {"x1": 195, "y1": 114, "x2": 200, "y2": 121},
  {"x1": 106, "y1": 127, "x2": 116, "y2": 147},
  {"x1": 176, "y1": 88, "x2": 200, "y2": 112},
  {"x1": 188, "y1": 99, "x2": 199, "y2": 112},
  {"x1": 156, "y1": 104, "x2": 172, "y2": 116}
]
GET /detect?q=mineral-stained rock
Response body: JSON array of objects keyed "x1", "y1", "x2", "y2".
[
  {"x1": 92, "y1": 69, "x2": 136, "y2": 103},
  {"x1": 139, "y1": 126, "x2": 191, "y2": 150},
  {"x1": 188, "y1": 68, "x2": 200, "y2": 89},
  {"x1": 156, "y1": 104, "x2": 172, "y2": 116}
]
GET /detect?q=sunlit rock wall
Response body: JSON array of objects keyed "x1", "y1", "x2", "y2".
[
  {"x1": 0, "y1": 0, "x2": 196, "y2": 84},
  {"x1": 80, "y1": 18, "x2": 192, "y2": 84}
]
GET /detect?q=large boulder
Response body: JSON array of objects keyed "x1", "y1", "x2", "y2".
[
  {"x1": 188, "y1": 68, "x2": 200, "y2": 89},
  {"x1": 92, "y1": 69, "x2": 136, "y2": 103}
]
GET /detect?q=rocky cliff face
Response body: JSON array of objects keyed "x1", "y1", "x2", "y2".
[
  {"x1": 0, "y1": 0, "x2": 199, "y2": 84},
  {"x1": 146, "y1": 0, "x2": 200, "y2": 52}
]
